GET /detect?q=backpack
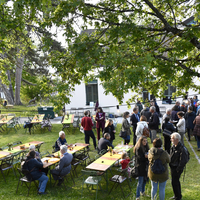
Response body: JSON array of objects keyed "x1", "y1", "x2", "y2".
[
  {"x1": 143, "y1": 126, "x2": 150, "y2": 137},
  {"x1": 21, "y1": 159, "x2": 34, "y2": 181},
  {"x1": 151, "y1": 151, "x2": 165, "y2": 174},
  {"x1": 182, "y1": 145, "x2": 190, "y2": 165}
]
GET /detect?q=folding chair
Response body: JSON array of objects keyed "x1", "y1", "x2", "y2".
[
  {"x1": 72, "y1": 118, "x2": 80, "y2": 134},
  {"x1": 75, "y1": 148, "x2": 90, "y2": 166},
  {"x1": 0, "y1": 155, "x2": 14, "y2": 182},
  {"x1": 12, "y1": 141, "x2": 22, "y2": 146},
  {"x1": 109, "y1": 168, "x2": 131, "y2": 198},
  {"x1": 71, "y1": 158, "x2": 82, "y2": 178},
  {"x1": 12, "y1": 151, "x2": 25, "y2": 177},
  {"x1": 16, "y1": 168, "x2": 38, "y2": 196},
  {"x1": 81, "y1": 170, "x2": 102, "y2": 200},
  {"x1": 35, "y1": 143, "x2": 43, "y2": 153}
]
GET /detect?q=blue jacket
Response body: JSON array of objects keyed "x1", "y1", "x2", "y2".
[
  {"x1": 185, "y1": 111, "x2": 196, "y2": 129},
  {"x1": 55, "y1": 137, "x2": 67, "y2": 151},
  {"x1": 51, "y1": 152, "x2": 73, "y2": 178},
  {"x1": 26, "y1": 156, "x2": 43, "y2": 180}
]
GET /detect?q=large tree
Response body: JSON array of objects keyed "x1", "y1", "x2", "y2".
[{"x1": 1, "y1": 0, "x2": 200, "y2": 109}]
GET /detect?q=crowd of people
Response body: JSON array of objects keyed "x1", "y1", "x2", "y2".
[{"x1": 22, "y1": 96, "x2": 200, "y2": 198}]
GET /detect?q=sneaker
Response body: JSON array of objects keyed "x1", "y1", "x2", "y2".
[
  {"x1": 141, "y1": 192, "x2": 150, "y2": 197},
  {"x1": 169, "y1": 196, "x2": 175, "y2": 199},
  {"x1": 136, "y1": 198, "x2": 140, "y2": 200},
  {"x1": 38, "y1": 192, "x2": 47, "y2": 195},
  {"x1": 197, "y1": 148, "x2": 200, "y2": 151}
]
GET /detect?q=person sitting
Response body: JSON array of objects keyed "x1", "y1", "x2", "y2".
[
  {"x1": 103, "y1": 119, "x2": 116, "y2": 144},
  {"x1": 120, "y1": 152, "x2": 130, "y2": 169},
  {"x1": 25, "y1": 151, "x2": 49, "y2": 195},
  {"x1": 98, "y1": 133, "x2": 114, "y2": 152},
  {"x1": 29, "y1": 145, "x2": 40, "y2": 159},
  {"x1": 51, "y1": 145, "x2": 73, "y2": 186},
  {"x1": 55, "y1": 131, "x2": 67, "y2": 152}
]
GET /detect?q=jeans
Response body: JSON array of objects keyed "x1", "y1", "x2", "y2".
[
  {"x1": 38, "y1": 172, "x2": 49, "y2": 193},
  {"x1": 136, "y1": 176, "x2": 146, "y2": 198},
  {"x1": 151, "y1": 130, "x2": 157, "y2": 143},
  {"x1": 179, "y1": 132, "x2": 185, "y2": 146},
  {"x1": 84, "y1": 130, "x2": 97, "y2": 148},
  {"x1": 151, "y1": 180, "x2": 167, "y2": 200},
  {"x1": 171, "y1": 167, "x2": 183, "y2": 200},
  {"x1": 124, "y1": 135, "x2": 130, "y2": 145},
  {"x1": 197, "y1": 136, "x2": 200, "y2": 148}
]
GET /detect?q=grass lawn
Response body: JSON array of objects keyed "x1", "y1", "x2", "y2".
[
  {"x1": 0, "y1": 105, "x2": 38, "y2": 117},
  {"x1": 0, "y1": 124, "x2": 199, "y2": 200}
]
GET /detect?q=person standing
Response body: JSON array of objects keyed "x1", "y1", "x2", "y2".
[
  {"x1": 171, "y1": 105, "x2": 180, "y2": 122},
  {"x1": 130, "y1": 107, "x2": 140, "y2": 145},
  {"x1": 193, "y1": 113, "x2": 200, "y2": 150},
  {"x1": 81, "y1": 111, "x2": 97, "y2": 150},
  {"x1": 95, "y1": 107, "x2": 105, "y2": 141},
  {"x1": 185, "y1": 106, "x2": 196, "y2": 141},
  {"x1": 103, "y1": 119, "x2": 116, "y2": 145},
  {"x1": 176, "y1": 112, "x2": 185, "y2": 145},
  {"x1": 170, "y1": 133, "x2": 188, "y2": 200},
  {"x1": 136, "y1": 99, "x2": 143, "y2": 114},
  {"x1": 122, "y1": 111, "x2": 132, "y2": 145},
  {"x1": 148, "y1": 138, "x2": 170, "y2": 200},
  {"x1": 196, "y1": 101, "x2": 200, "y2": 115},
  {"x1": 148, "y1": 106, "x2": 160, "y2": 142},
  {"x1": 140, "y1": 106, "x2": 151, "y2": 122},
  {"x1": 134, "y1": 136, "x2": 149, "y2": 200},
  {"x1": 135, "y1": 116, "x2": 148, "y2": 142},
  {"x1": 180, "y1": 102, "x2": 186, "y2": 113},
  {"x1": 162, "y1": 117, "x2": 175, "y2": 154}
]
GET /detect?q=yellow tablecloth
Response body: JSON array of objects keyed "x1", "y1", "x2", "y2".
[{"x1": 62, "y1": 114, "x2": 74, "y2": 124}]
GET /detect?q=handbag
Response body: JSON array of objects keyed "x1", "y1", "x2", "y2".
[
  {"x1": 80, "y1": 126, "x2": 84, "y2": 133},
  {"x1": 131, "y1": 166, "x2": 138, "y2": 178},
  {"x1": 119, "y1": 130, "x2": 127, "y2": 139},
  {"x1": 143, "y1": 126, "x2": 150, "y2": 137}
]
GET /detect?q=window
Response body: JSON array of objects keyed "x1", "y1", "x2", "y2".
[
  {"x1": 162, "y1": 84, "x2": 176, "y2": 104},
  {"x1": 85, "y1": 80, "x2": 98, "y2": 105}
]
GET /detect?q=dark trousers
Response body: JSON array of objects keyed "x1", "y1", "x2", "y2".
[
  {"x1": 84, "y1": 130, "x2": 97, "y2": 149},
  {"x1": 164, "y1": 135, "x2": 171, "y2": 154},
  {"x1": 171, "y1": 167, "x2": 183, "y2": 200},
  {"x1": 97, "y1": 127, "x2": 104, "y2": 141},
  {"x1": 187, "y1": 128, "x2": 193, "y2": 141},
  {"x1": 133, "y1": 127, "x2": 137, "y2": 145}
]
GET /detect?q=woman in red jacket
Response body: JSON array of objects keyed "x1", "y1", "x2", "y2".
[{"x1": 95, "y1": 107, "x2": 105, "y2": 141}]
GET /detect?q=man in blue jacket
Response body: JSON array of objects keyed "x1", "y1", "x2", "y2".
[
  {"x1": 55, "y1": 131, "x2": 67, "y2": 152},
  {"x1": 51, "y1": 145, "x2": 73, "y2": 186}
]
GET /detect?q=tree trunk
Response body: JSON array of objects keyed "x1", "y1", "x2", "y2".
[
  {"x1": 0, "y1": 80, "x2": 14, "y2": 104},
  {"x1": 14, "y1": 48, "x2": 24, "y2": 105},
  {"x1": 7, "y1": 70, "x2": 14, "y2": 101}
]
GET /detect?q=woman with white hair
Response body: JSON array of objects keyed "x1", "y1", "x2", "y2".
[{"x1": 55, "y1": 131, "x2": 67, "y2": 152}]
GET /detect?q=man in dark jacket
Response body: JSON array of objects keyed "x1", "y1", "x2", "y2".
[
  {"x1": 25, "y1": 151, "x2": 48, "y2": 195},
  {"x1": 130, "y1": 107, "x2": 140, "y2": 145},
  {"x1": 51, "y1": 145, "x2": 73, "y2": 185},
  {"x1": 98, "y1": 133, "x2": 114, "y2": 152},
  {"x1": 148, "y1": 106, "x2": 160, "y2": 142},
  {"x1": 170, "y1": 132, "x2": 188, "y2": 200},
  {"x1": 141, "y1": 106, "x2": 151, "y2": 122}
]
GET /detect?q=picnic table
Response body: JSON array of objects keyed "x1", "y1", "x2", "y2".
[
  {"x1": 86, "y1": 144, "x2": 133, "y2": 191},
  {"x1": 0, "y1": 151, "x2": 11, "y2": 159},
  {"x1": 62, "y1": 114, "x2": 75, "y2": 133},
  {"x1": 13, "y1": 141, "x2": 44, "y2": 151},
  {"x1": 31, "y1": 114, "x2": 45, "y2": 124},
  {"x1": 0, "y1": 116, "x2": 14, "y2": 124}
]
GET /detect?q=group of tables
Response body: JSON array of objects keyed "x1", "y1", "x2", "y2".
[{"x1": 0, "y1": 141, "x2": 44, "y2": 159}]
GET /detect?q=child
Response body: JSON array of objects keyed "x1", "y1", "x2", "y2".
[{"x1": 120, "y1": 152, "x2": 131, "y2": 178}]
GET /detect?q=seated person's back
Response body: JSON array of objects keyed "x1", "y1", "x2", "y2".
[
  {"x1": 51, "y1": 145, "x2": 73, "y2": 184},
  {"x1": 55, "y1": 131, "x2": 67, "y2": 151},
  {"x1": 98, "y1": 133, "x2": 114, "y2": 152}
]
